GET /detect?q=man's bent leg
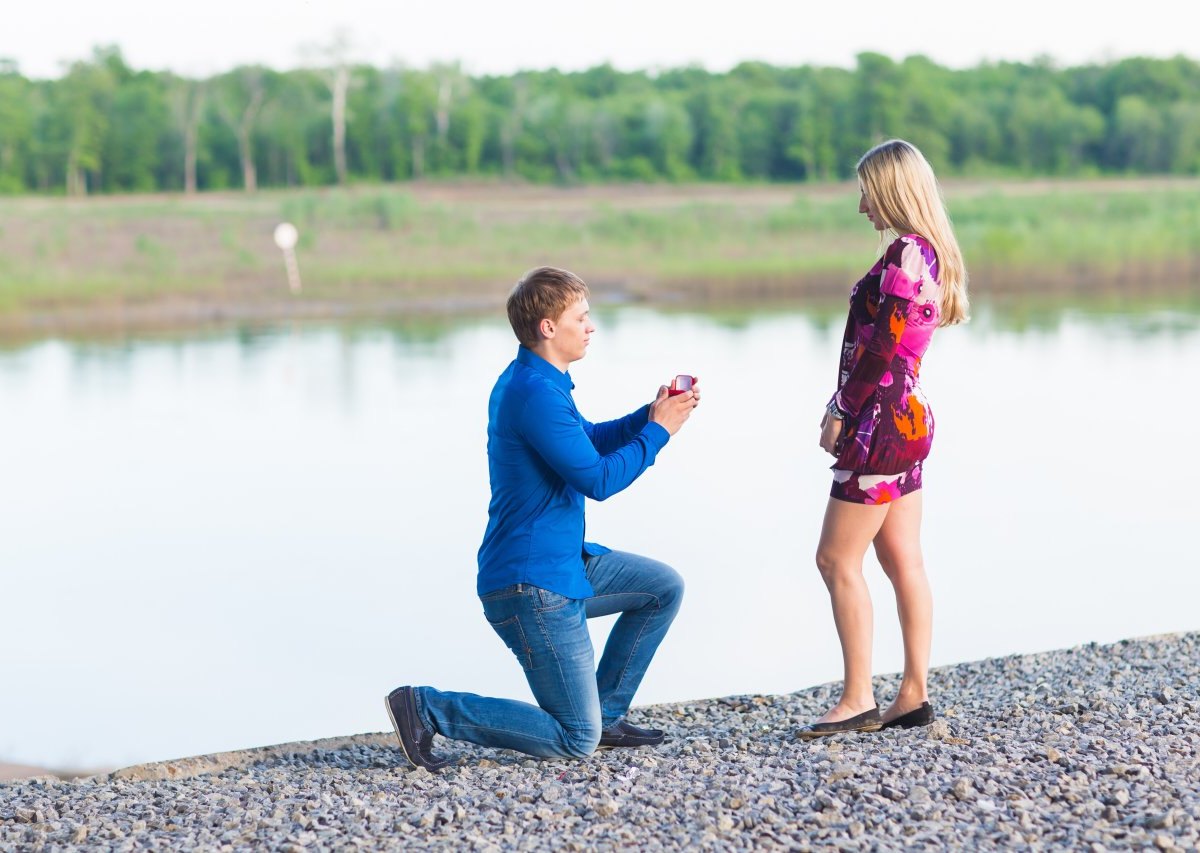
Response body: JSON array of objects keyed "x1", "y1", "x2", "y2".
[
  {"x1": 585, "y1": 551, "x2": 684, "y2": 728},
  {"x1": 417, "y1": 584, "x2": 601, "y2": 759}
]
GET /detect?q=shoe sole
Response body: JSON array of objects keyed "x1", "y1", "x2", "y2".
[
  {"x1": 386, "y1": 691, "x2": 452, "y2": 772},
  {"x1": 385, "y1": 692, "x2": 421, "y2": 770},
  {"x1": 387, "y1": 689, "x2": 451, "y2": 771},
  {"x1": 797, "y1": 722, "x2": 883, "y2": 740}
]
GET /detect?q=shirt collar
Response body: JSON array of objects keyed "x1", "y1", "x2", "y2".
[{"x1": 516, "y1": 346, "x2": 575, "y2": 391}]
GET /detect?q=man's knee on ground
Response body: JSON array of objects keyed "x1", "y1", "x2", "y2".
[{"x1": 559, "y1": 722, "x2": 601, "y2": 759}]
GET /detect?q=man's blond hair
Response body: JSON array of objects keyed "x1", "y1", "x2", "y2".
[{"x1": 506, "y1": 267, "x2": 590, "y2": 347}]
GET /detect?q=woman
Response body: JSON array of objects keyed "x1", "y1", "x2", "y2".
[{"x1": 798, "y1": 139, "x2": 968, "y2": 738}]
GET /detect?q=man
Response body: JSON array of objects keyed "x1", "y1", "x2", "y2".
[{"x1": 386, "y1": 266, "x2": 698, "y2": 770}]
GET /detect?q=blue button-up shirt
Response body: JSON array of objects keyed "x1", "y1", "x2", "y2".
[{"x1": 477, "y1": 347, "x2": 671, "y2": 598}]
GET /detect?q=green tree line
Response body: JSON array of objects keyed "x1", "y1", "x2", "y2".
[{"x1": 1, "y1": 47, "x2": 1198, "y2": 195}]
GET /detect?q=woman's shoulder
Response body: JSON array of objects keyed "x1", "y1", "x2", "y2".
[
  {"x1": 887, "y1": 232, "x2": 933, "y2": 254},
  {"x1": 886, "y1": 233, "x2": 938, "y2": 272},
  {"x1": 879, "y1": 233, "x2": 940, "y2": 299}
]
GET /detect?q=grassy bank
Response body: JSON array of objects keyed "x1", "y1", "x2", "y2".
[{"x1": 1, "y1": 178, "x2": 1198, "y2": 334}]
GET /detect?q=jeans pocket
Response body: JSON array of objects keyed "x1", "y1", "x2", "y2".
[
  {"x1": 533, "y1": 587, "x2": 572, "y2": 613},
  {"x1": 486, "y1": 614, "x2": 533, "y2": 672}
]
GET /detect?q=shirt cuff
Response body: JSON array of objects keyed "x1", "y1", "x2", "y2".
[{"x1": 642, "y1": 420, "x2": 670, "y2": 449}]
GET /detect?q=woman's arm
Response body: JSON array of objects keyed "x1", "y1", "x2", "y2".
[{"x1": 828, "y1": 238, "x2": 925, "y2": 418}]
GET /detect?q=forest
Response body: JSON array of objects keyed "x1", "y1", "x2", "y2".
[{"x1": 1, "y1": 48, "x2": 1198, "y2": 195}]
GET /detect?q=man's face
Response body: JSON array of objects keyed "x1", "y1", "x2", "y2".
[{"x1": 548, "y1": 297, "x2": 595, "y2": 365}]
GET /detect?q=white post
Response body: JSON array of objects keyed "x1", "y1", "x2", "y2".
[{"x1": 273, "y1": 222, "x2": 302, "y2": 293}]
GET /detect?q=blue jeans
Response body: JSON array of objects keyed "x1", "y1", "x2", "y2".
[{"x1": 416, "y1": 550, "x2": 684, "y2": 759}]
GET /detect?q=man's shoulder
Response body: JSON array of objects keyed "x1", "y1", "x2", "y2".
[
  {"x1": 494, "y1": 360, "x2": 570, "y2": 419},
  {"x1": 512, "y1": 360, "x2": 570, "y2": 399}
]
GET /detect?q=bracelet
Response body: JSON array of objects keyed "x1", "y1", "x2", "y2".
[{"x1": 826, "y1": 398, "x2": 847, "y2": 420}]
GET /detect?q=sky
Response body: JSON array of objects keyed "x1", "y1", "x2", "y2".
[{"x1": 2, "y1": 0, "x2": 1197, "y2": 79}]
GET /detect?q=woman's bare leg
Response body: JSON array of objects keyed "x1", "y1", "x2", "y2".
[
  {"x1": 872, "y1": 490, "x2": 932, "y2": 722},
  {"x1": 813, "y1": 497, "x2": 891, "y2": 723}
]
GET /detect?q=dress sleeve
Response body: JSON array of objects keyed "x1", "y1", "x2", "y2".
[{"x1": 830, "y1": 238, "x2": 924, "y2": 418}]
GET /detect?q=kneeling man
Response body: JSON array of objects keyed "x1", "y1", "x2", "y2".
[{"x1": 386, "y1": 266, "x2": 698, "y2": 769}]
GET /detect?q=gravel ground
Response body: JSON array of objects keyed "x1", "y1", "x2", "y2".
[{"x1": 3, "y1": 632, "x2": 1198, "y2": 851}]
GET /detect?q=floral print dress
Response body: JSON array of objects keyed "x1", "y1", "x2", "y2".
[{"x1": 828, "y1": 234, "x2": 941, "y2": 505}]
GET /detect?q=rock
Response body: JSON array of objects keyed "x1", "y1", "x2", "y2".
[
  {"x1": 541, "y1": 786, "x2": 563, "y2": 803},
  {"x1": 814, "y1": 793, "x2": 843, "y2": 811},
  {"x1": 925, "y1": 720, "x2": 952, "y2": 741},
  {"x1": 1108, "y1": 790, "x2": 1131, "y2": 807},
  {"x1": 826, "y1": 764, "x2": 856, "y2": 782}
]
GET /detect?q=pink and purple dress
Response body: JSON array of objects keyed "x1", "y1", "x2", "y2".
[{"x1": 828, "y1": 234, "x2": 941, "y2": 505}]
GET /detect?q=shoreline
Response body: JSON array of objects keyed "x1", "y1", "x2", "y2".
[
  {"x1": 2, "y1": 177, "x2": 1198, "y2": 342},
  {"x1": 3, "y1": 631, "x2": 1198, "y2": 848},
  {"x1": 1, "y1": 265, "x2": 1196, "y2": 345}
]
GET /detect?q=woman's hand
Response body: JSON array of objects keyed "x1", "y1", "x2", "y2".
[{"x1": 819, "y1": 411, "x2": 844, "y2": 456}]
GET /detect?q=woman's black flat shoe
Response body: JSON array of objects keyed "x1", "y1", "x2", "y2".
[
  {"x1": 797, "y1": 706, "x2": 882, "y2": 739},
  {"x1": 880, "y1": 701, "x2": 935, "y2": 730}
]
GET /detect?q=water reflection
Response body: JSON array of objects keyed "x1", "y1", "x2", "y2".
[{"x1": 1, "y1": 297, "x2": 1197, "y2": 769}]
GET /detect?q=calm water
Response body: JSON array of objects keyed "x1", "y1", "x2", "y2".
[{"x1": 2, "y1": 300, "x2": 1198, "y2": 769}]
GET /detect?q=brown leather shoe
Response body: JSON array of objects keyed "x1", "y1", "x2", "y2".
[
  {"x1": 796, "y1": 706, "x2": 883, "y2": 739},
  {"x1": 385, "y1": 686, "x2": 450, "y2": 771}
]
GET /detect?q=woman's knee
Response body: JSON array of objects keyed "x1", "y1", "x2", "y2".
[
  {"x1": 876, "y1": 547, "x2": 924, "y2": 584},
  {"x1": 815, "y1": 548, "x2": 851, "y2": 584}
]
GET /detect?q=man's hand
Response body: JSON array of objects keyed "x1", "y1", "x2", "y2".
[
  {"x1": 819, "y1": 411, "x2": 843, "y2": 456},
  {"x1": 649, "y1": 383, "x2": 697, "y2": 437}
]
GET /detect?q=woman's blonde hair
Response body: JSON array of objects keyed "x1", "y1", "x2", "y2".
[{"x1": 857, "y1": 139, "x2": 968, "y2": 326}]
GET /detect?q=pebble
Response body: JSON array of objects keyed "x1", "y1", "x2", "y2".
[{"x1": 2, "y1": 632, "x2": 1199, "y2": 849}]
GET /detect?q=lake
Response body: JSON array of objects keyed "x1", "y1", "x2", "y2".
[{"x1": 2, "y1": 296, "x2": 1197, "y2": 770}]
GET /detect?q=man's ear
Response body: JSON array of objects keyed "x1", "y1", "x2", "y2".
[{"x1": 538, "y1": 317, "x2": 556, "y2": 340}]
